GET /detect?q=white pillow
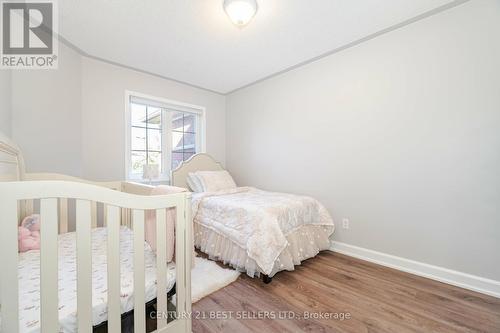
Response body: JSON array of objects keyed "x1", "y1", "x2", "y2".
[
  {"x1": 186, "y1": 172, "x2": 204, "y2": 192},
  {"x1": 194, "y1": 170, "x2": 237, "y2": 192}
]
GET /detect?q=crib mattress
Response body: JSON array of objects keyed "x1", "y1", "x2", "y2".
[{"x1": 1, "y1": 226, "x2": 176, "y2": 333}]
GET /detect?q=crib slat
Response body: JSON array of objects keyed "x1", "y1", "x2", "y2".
[
  {"x1": 40, "y1": 198, "x2": 59, "y2": 333},
  {"x1": 184, "y1": 194, "x2": 193, "y2": 322},
  {"x1": 0, "y1": 198, "x2": 19, "y2": 333},
  {"x1": 59, "y1": 198, "x2": 68, "y2": 233},
  {"x1": 107, "y1": 205, "x2": 121, "y2": 333},
  {"x1": 171, "y1": 194, "x2": 193, "y2": 333},
  {"x1": 76, "y1": 200, "x2": 92, "y2": 332},
  {"x1": 156, "y1": 209, "x2": 168, "y2": 329},
  {"x1": 175, "y1": 203, "x2": 187, "y2": 322},
  {"x1": 133, "y1": 209, "x2": 146, "y2": 332}
]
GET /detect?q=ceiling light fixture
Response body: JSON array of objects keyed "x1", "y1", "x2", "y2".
[{"x1": 223, "y1": 0, "x2": 258, "y2": 27}]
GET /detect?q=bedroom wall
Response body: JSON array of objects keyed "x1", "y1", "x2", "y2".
[
  {"x1": 81, "y1": 58, "x2": 226, "y2": 181},
  {"x1": 11, "y1": 44, "x2": 83, "y2": 176},
  {"x1": 226, "y1": 0, "x2": 500, "y2": 281},
  {"x1": 0, "y1": 70, "x2": 11, "y2": 136}
]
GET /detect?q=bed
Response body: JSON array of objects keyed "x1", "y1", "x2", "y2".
[
  {"x1": 0, "y1": 132, "x2": 192, "y2": 333},
  {"x1": 171, "y1": 153, "x2": 335, "y2": 282}
]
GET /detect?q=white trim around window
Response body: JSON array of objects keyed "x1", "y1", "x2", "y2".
[{"x1": 124, "y1": 90, "x2": 206, "y2": 182}]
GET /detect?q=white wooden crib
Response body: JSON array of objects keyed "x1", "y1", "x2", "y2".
[{"x1": 0, "y1": 133, "x2": 192, "y2": 333}]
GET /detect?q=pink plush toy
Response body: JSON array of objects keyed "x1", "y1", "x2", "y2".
[{"x1": 18, "y1": 214, "x2": 41, "y2": 252}]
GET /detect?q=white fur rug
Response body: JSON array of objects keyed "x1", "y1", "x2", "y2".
[{"x1": 174, "y1": 257, "x2": 240, "y2": 304}]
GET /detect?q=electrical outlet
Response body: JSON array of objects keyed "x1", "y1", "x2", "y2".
[{"x1": 342, "y1": 218, "x2": 350, "y2": 229}]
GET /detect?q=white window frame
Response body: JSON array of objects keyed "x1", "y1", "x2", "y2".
[{"x1": 125, "y1": 90, "x2": 206, "y2": 182}]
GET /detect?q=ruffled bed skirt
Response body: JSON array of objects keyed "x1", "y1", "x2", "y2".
[{"x1": 194, "y1": 222, "x2": 334, "y2": 277}]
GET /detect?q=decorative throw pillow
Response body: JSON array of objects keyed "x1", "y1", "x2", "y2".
[
  {"x1": 194, "y1": 170, "x2": 237, "y2": 192},
  {"x1": 186, "y1": 172, "x2": 204, "y2": 192}
]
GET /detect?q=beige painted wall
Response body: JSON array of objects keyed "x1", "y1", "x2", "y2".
[
  {"x1": 0, "y1": 70, "x2": 11, "y2": 136},
  {"x1": 11, "y1": 45, "x2": 83, "y2": 176},
  {"x1": 81, "y1": 57, "x2": 226, "y2": 181},
  {"x1": 226, "y1": 0, "x2": 500, "y2": 280}
]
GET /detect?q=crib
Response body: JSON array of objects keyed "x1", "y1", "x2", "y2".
[{"x1": 0, "y1": 133, "x2": 192, "y2": 333}]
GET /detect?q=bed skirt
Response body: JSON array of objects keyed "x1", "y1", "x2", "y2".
[{"x1": 194, "y1": 222, "x2": 334, "y2": 277}]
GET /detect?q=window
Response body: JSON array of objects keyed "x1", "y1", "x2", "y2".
[
  {"x1": 171, "y1": 111, "x2": 197, "y2": 170},
  {"x1": 126, "y1": 92, "x2": 205, "y2": 181}
]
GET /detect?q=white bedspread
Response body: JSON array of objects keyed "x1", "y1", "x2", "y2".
[
  {"x1": 2, "y1": 227, "x2": 176, "y2": 333},
  {"x1": 192, "y1": 187, "x2": 334, "y2": 275}
]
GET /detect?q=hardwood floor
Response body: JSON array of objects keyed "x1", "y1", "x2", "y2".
[{"x1": 192, "y1": 251, "x2": 500, "y2": 333}]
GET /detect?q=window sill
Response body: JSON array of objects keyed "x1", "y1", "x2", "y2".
[{"x1": 127, "y1": 178, "x2": 170, "y2": 186}]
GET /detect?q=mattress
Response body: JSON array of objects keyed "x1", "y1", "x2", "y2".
[{"x1": 1, "y1": 226, "x2": 176, "y2": 333}]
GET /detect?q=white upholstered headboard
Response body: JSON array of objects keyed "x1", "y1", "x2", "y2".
[
  {"x1": 171, "y1": 153, "x2": 224, "y2": 189},
  {"x1": 0, "y1": 131, "x2": 25, "y2": 182}
]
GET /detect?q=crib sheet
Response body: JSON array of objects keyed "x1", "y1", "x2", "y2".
[{"x1": 1, "y1": 226, "x2": 176, "y2": 333}]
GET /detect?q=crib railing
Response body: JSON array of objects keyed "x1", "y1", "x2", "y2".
[{"x1": 0, "y1": 180, "x2": 192, "y2": 333}]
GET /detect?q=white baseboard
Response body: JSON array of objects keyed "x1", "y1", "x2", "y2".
[{"x1": 330, "y1": 241, "x2": 500, "y2": 299}]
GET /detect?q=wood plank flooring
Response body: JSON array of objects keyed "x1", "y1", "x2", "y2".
[{"x1": 192, "y1": 251, "x2": 500, "y2": 333}]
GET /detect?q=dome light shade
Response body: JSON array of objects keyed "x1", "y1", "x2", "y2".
[{"x1": 223, "y1": 0, "x2": 258, "y2": 27}]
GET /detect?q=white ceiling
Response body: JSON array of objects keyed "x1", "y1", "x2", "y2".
[{"x1": 59, "y1": 0, "x2": 457, "y2": 94}]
